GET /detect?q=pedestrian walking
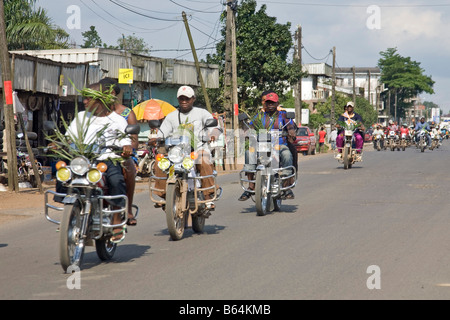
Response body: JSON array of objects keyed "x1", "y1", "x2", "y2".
[
  {"x1": 318, "y1": 127, "x2": 326, "y2": 153},
  {"x1": 329, "y1": 127, "x2": 337, "y2": 150}
]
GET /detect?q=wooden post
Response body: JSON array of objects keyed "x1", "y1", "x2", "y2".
[
  {"x1": 0, "y1": 0, "x2": 18, "y2": 191},
  {"x1": 182, "y1": 11, "x2": 212, "y2": 114}
]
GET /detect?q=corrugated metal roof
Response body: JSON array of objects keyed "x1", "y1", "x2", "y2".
[{"x1": 10, "y1": 48, "x2": 219, "y2": 88}]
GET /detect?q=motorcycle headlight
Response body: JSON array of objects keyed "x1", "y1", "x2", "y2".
[
  {"x1": 258, "y1": 142, "x2": 271, "y2": 152},
  {"x1": 70, "y1": 157, "x2": 90, "y2": 176},
  {"x1": 56, "y1": 167, "x2": 71, "y2": 182},
  {"x1": 158, "y1": 158, "x2": 171, "y2": 171},
  {"x1": 182, "y1": 157, "x2": 194, "y2": 170},
  {"x1": 168, "y1": 146, "x2": 185, "y2": 163},
  {"x1": 87, "y1": 168, "x2": 102, "y2": 183}
]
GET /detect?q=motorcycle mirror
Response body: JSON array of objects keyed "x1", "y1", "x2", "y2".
[
  {"x1": 43, "y1": 121, "x2": 57, "y2": 131},
  {"x1": 286, "y1": 112, "x2": 295, "y2": 119},
  {"x1": 204, "y1": 118, "x2": 218, "y2": 128},
  {"x1": 238, "y1": 113, "x2": 249, "y2": 121},
  {"x1": 125, "y1": 124, "x2": 141, "y2": 135},
  {"x1": 148, "y1": 120, "x2": 161, "y2": 129}
]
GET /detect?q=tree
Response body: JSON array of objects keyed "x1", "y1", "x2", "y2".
[
  {"x1": 378, "y1": 48, "x2": 434, "y2": 119},
  {"x1": 205, "y1": 0, "x2": 304, "y2": 114},
  {"x1": 81, "y1": 26, "x2": 103, "y2": 48},
  {"x1": 315, "y1": 94, "x2": 377, "y2": 129},
  {"x1": 5, "y1": 0, "x2": 69, "y2": 50},
  {"x1": 117, "y1": 35, "x2": 150, "y2": 55}
]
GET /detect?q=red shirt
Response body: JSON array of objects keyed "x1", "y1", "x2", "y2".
[{"x1": 318, "y1": 130, "x2": 326, "y2": 143}]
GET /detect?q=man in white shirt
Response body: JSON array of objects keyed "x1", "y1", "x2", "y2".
[
  {"x1": 62, "y1": 82, "x2": 133, "y2": 242},
  {"x1": 151, "y1": 85, "x2": 219, "y2": 206}
]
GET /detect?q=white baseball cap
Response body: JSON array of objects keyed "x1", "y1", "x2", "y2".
[{"x1": 177, "y1": 85, "x2": 195, "y2": 98}]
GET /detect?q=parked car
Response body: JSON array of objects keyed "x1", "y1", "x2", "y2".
[{"x1": 294, "y1": 126, "x2": 316, "y2": 155}]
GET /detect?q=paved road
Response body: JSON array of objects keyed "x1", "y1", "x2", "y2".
[{"x1": 2, "y1": 142, "x2": 450, "y2": 301}]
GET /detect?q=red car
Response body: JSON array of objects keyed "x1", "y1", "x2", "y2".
[{"x1": 294, "y1": 126, "x2": 316, "y2": 155}]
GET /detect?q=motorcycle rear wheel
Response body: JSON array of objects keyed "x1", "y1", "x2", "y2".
[
  {"x1": 165, "y1": 182, "x2": 186, "y2": 241},
  {"x1": 60, "y1": 203, "x2": 84, "y2": 272},
  {"x1": 255, "y1": 171, "x2": 272, "y2": 216},
  {"x1": 95, "y1": 238, "x2": 117, "y2": 261}
]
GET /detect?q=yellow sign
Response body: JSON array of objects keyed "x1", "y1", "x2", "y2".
[{"x1": 118, "y1": 68, "x2": 133, "y2": 84}]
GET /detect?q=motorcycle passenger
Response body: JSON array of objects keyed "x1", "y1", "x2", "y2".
[
  {"x1": 387, "y1": 120, "x2": 398, "y2": 134},
  {"x1": 399, "y1": 123, "x2": 410, "y2": 140},
  {"x1": 150, "y1": 85, "x2": 220, "y2": 208},
  {"x1": 335, "y1": 101, "x2": 365, "y2": 159},
  {"x1": 99, "y1": 78, "x2": 139, "y2": 226},
  {"x1": 372, "y1": 125, "x2": 385, "y2": 149},
  {"x1": 62, "y1": 82, "x2": 133, "y2": 243},
  {"x1": 238, "y1": 92, "x2": 297, "y2": 201},
  {"x1": 414, "y1": 117, "x2": 431, "y2": 147}
]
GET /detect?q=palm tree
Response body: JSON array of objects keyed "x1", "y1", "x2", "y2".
[{"x1": 4, "y1": 0, "x2": 69, "y2": 50}]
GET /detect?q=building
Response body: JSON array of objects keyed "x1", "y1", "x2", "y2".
[{"x1": 0, "y1": 48, "x2": 219, "y2": 164}]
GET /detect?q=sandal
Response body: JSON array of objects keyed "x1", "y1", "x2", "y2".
[
  {"x1": 111, "y1": 226, "x2": 127, "y2": 244},
  {"x1": 238, "y1": 191, "x2": 252, "y2": 201},
  {"x1": 127, "y1": 216, "x2": 137, "y2": 226},
  {"x1": 284, "y1": 190, "x2": 295, "y2": 200}
]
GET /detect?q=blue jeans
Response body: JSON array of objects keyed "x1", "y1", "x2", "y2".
[{"x1": 243, "y1": 144, "x2": 293, "y2": 176}]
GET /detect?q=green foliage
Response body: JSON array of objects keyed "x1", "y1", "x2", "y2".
[
  {"x1": 5, "y1": 0, "x2": 69, "y2": 50},
  {"x1": 316, "y1": 94, "x2": 377, "y2": 129},
  {"x1": 205, "y1": 0, "x2": 305, "y2": 115},
  {"x1": 378, "y1": 48, "x2": 435, "y2": 118},
  {"x1": 81, "y1": 26, "x2": 103, "y2": 48},
  {"x1": 116, "y1": 35, "x2": 151, "y2": 55}
]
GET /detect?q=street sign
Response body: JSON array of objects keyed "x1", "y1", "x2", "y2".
[{"x1": 118, "y1": 68, "x2": 133, "y2": 84}]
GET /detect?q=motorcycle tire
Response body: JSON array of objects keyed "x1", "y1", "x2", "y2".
[
  {"x1": 60, "y1": 202, "x2": 85, "y2": 272},
  {"x1": 255, "y1": 171, "x2": 272, "y2": 216},
  {"x1": 343, "y1": 147, "x2": 350, "y2": 170},
  {"x1": 95, "y1": 238, "x2": 117, "y2": 261},
  {"x1": 165, "y1": 181, "x2": 185, "y2": 241},
  {"x1": 192, "y1": 193, "x2": 206, "y2": 234}
]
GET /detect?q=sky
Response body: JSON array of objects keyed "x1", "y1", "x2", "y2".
[{"x1": 37, "y1": 0, "x2": 450, "y2": 113}]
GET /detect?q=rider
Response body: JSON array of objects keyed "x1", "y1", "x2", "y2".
[
  {"x1": 99, "y1": 78, "x2": 139, "y2": 226},
  {"x1": 335, "y1": 101, "x2": 365, "y2": 158},
  {"x1": 372, "y1": 124, "x2": 385, "y2": 149},
  {"x1": 414, "y1": 116, "x2": 431, "y2": 147},
  {"x1": 64, "y1": 82, "x2": 133, "y2": 243},
  {"x1": 387, "y1": 120, "x2": 398, "y2": 133},
  {"x1": 238, "y1": 91, "x2": 297, "y2": 201},
  {"x1": 399, "y1": 123, "x2": 410, "y2": 140},
  {"x1": 150, "y1": 85, "x2": 220, "y2": 208}
]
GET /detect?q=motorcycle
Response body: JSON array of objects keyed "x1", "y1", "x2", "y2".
[
  {"x1": 148, "y1": 119, "x2": 222, "y2": 241},
  {"x1": 399, "y1": 132, "x2": 408, "y2": 151},
  {"x1": 416, "y1": 128, "x2": 429, "y2": 152},
  {"x1": 387, "y1": 130, "x2": 399, "y2": 151},
  {"x1": 429, "y1": 131, "x2": 440, "y2": 150},
  {"x1": 335, "y1": 123, "x2": 363, "y2": 170},
  {"x1": 238, "y1": 112, "x2": 297, "y2": 216},
  {"x1": 372, "y1": 133, "x2": 383, "y2": 151},
  {"x1": 44, "y1": 124, "x2": 141, "y2": 272},
  {"x1": 15, "y1": 131, "x2": 44, "y2": 188}
]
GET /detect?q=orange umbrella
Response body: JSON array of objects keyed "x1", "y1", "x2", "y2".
[{"x1": 132, "y1": 99, "x2": 176, "y2": 121}]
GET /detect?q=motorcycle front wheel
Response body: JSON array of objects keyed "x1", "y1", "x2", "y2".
[
  {"x1": 255, "y1": 171, "x2": 272, "y2": 216},
  {"x1": 60, "y1": 203, "x2": 85, "y2": 272},
  {"x1": 165, "y1": 181, "x2": 186, "y2": 240},
  {"x1": 192, "y1": 193, "x2": 206, "y2": 234},
  {"x1": 343, "y1": 147, "x2": 350, "y2": 170}
]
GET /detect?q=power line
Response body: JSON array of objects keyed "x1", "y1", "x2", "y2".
[
  {"x1": 108, "y1": 0, "x2": 183, "y2": 21},
  {"x1": 302, "y1": 45, "x2": 332, "y2": 61},
  {"x1": 260, "y1": 1, "x2": 450, "y2": 8},
  {"x1": 169, "y1": 0, "x2": 223, "y2": 13}
]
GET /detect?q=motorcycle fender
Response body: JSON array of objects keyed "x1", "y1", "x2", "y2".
[
  {"x1": 62, "y1": 194, "x2": 80, "y2": 204},
  {"x1": 256, "y1": 165, "x2": 265, "y2": 171}
]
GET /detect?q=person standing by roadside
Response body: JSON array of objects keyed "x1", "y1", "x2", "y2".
[
  {"x1": 318, "y1": 127, "x2": 326, "y2": 153},
  {"x1": 329, "y1": 127, "x2": 337, "y2": 150}
]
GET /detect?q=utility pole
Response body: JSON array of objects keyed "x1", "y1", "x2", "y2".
[
  {"x1": 0, "y1": 1, "x2": 18, "y2": 191},
  {"x1": 352, "y1": 66, "x2": 356, "y2": 105},
  {"x1": 182, "y1": 11, "x2": 212, "y2": 114},
  {"x1": 331, "y1": 46, "x2": 336, "y2": 129},
  {"x1": 294, "y1": 25, "x2": 302, "y2": 126}
]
